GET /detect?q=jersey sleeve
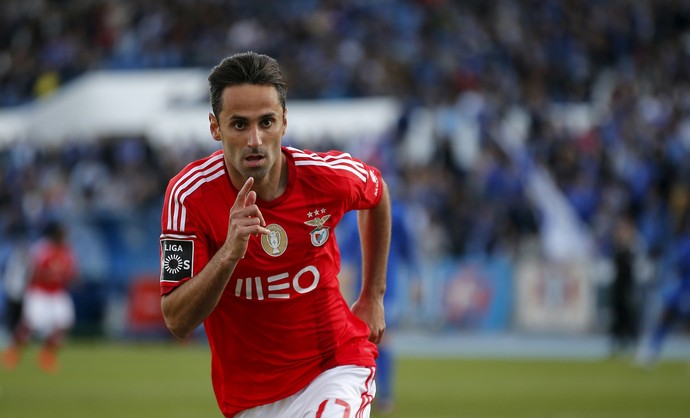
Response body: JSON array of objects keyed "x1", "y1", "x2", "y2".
[
  {"x1": 341, "y1": 153, "x2": 384, "y2": 211},
  {"x1": 159, "y1": 176, "x2": 210, "y2": 296},
  {"x1": 289, "y1": 147, "x2": 384, "y2": 212}
]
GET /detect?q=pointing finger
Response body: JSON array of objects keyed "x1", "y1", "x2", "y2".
[
  {"x1": 233, "y1": 177, "x2": 254, "y2": 209},
  {"x1": 245, "y1": 190, "x2": 267, "y2": 228}
]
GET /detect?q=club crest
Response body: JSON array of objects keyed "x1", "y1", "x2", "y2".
[{"x1": 304, "y1": 214, "x2": 331, "y2": 247}]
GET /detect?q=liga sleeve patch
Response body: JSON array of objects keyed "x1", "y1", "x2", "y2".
[{"x1": 160, "y1": 239, "x2": 193, "y2": 281}]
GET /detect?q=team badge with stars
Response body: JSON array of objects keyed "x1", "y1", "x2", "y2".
[{"x1": 305, "y1": 208, "x2": 331, "y2": 247}]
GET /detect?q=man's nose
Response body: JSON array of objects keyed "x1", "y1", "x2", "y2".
[{"x1": 247, "y1": 127, "x2": 262, "y2": 147}]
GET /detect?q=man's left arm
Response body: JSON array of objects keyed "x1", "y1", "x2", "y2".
[{"x1": 351, "y1": 180, "x2": 391, "y2": 344}]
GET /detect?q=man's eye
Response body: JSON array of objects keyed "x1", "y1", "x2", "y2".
[
  {"x1": 233, "y1": 121, "x2": 245, "y2": 129},
  {"x1": 261, "y1": 119, "x2": 274, "y2": 128}
]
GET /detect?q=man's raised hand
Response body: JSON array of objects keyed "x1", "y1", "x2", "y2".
[{"x1": 225, "y1": 177, "x2": 269, "y2": 261}]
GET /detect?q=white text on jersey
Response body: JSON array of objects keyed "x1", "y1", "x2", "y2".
[{"x1": 234, "y1": 265, "x2": 320, "y2": 300}]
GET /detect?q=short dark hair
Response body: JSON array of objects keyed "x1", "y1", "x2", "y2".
[{"x1": 208, "y1": 51, "x2": 287, "y2": 118}]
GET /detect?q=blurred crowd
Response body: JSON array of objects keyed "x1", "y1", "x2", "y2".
[{"x1": 1, "y1": 0, "x2": 690, "y2": 307}]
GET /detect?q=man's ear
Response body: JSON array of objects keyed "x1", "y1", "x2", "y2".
[
  {"x1": 282, "y1": 107, "x2": 288, "y2": 136},
  {"x1": 209, "y1": 113, "x2": 221, "y2": 141}
]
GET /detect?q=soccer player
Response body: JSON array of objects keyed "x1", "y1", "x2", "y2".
[
  {"x1": 159, "y1": 52, "x2": 391, "y2": 417},
  {"x1": 2, "y1": 220, "x2": 78, "y2": 373},
  {"x1": 636, "y1": 213, "x2": 690, "y2": 368},
  {"x1": 338, "y1": 196, "x2": 417, "y2": 415}
]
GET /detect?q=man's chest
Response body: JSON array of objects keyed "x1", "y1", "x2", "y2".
[{"x1": 203, "y1": 191, "x2": 344, "y2": 260}]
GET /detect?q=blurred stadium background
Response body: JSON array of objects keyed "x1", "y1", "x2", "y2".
[{"x1": 1, "y1": 0, "x2": 690, "y2": 416}]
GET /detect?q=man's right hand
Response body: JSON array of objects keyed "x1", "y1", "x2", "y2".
[{"x1": 225, "y1": 177, "x2": 270, "y2": 261}]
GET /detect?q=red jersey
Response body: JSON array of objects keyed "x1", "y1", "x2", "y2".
[
  {"x1": 160, "y1": 146, "x2": 383, "y2": 416},
  {"x1": 28, "y1": 239, "x2": 78, "y2": 293}
]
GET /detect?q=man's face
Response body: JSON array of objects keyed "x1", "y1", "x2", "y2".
[{"x1": 209, "y1": 84, "x2": 287, "y2": 182}]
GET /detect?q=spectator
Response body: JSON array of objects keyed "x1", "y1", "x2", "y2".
[{"x1": 608, "y1": 213, "x2": 641, "y2": 356}]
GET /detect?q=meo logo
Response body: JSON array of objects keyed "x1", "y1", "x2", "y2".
[{"x1": 234, "y1": 265, "x2": 320, "y2": 300}]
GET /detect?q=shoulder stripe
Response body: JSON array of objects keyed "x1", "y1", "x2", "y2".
[
  {"x1": 177, "y1": 167, "x2": 225, "y2": 231},
  {"x1": 295, "y1": 160, "x2": 368, "y2": 182},
  {"x1": 291, "y1": 150, "x2": 364, "y2": 167},
  {"x1": 291, "y1": 149, "x2": 356, "y2": 161},
  {"x1": 166, "y1": 154, "x2": 225, "y2": 231},
  {"x1": 291, "y1": 150, "x2": 368, "y2": 179}
]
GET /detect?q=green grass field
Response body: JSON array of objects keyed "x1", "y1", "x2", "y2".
[{"x1": 1, "y1": 341, "x2": 689, "y2": 417}]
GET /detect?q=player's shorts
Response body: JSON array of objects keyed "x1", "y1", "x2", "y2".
[
  {"x1": 236, "y1": 365, "x2": 377, "y2": 418},
  {"x1": 23, "y1": 288, "x2": 75, "y2": 336}
]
